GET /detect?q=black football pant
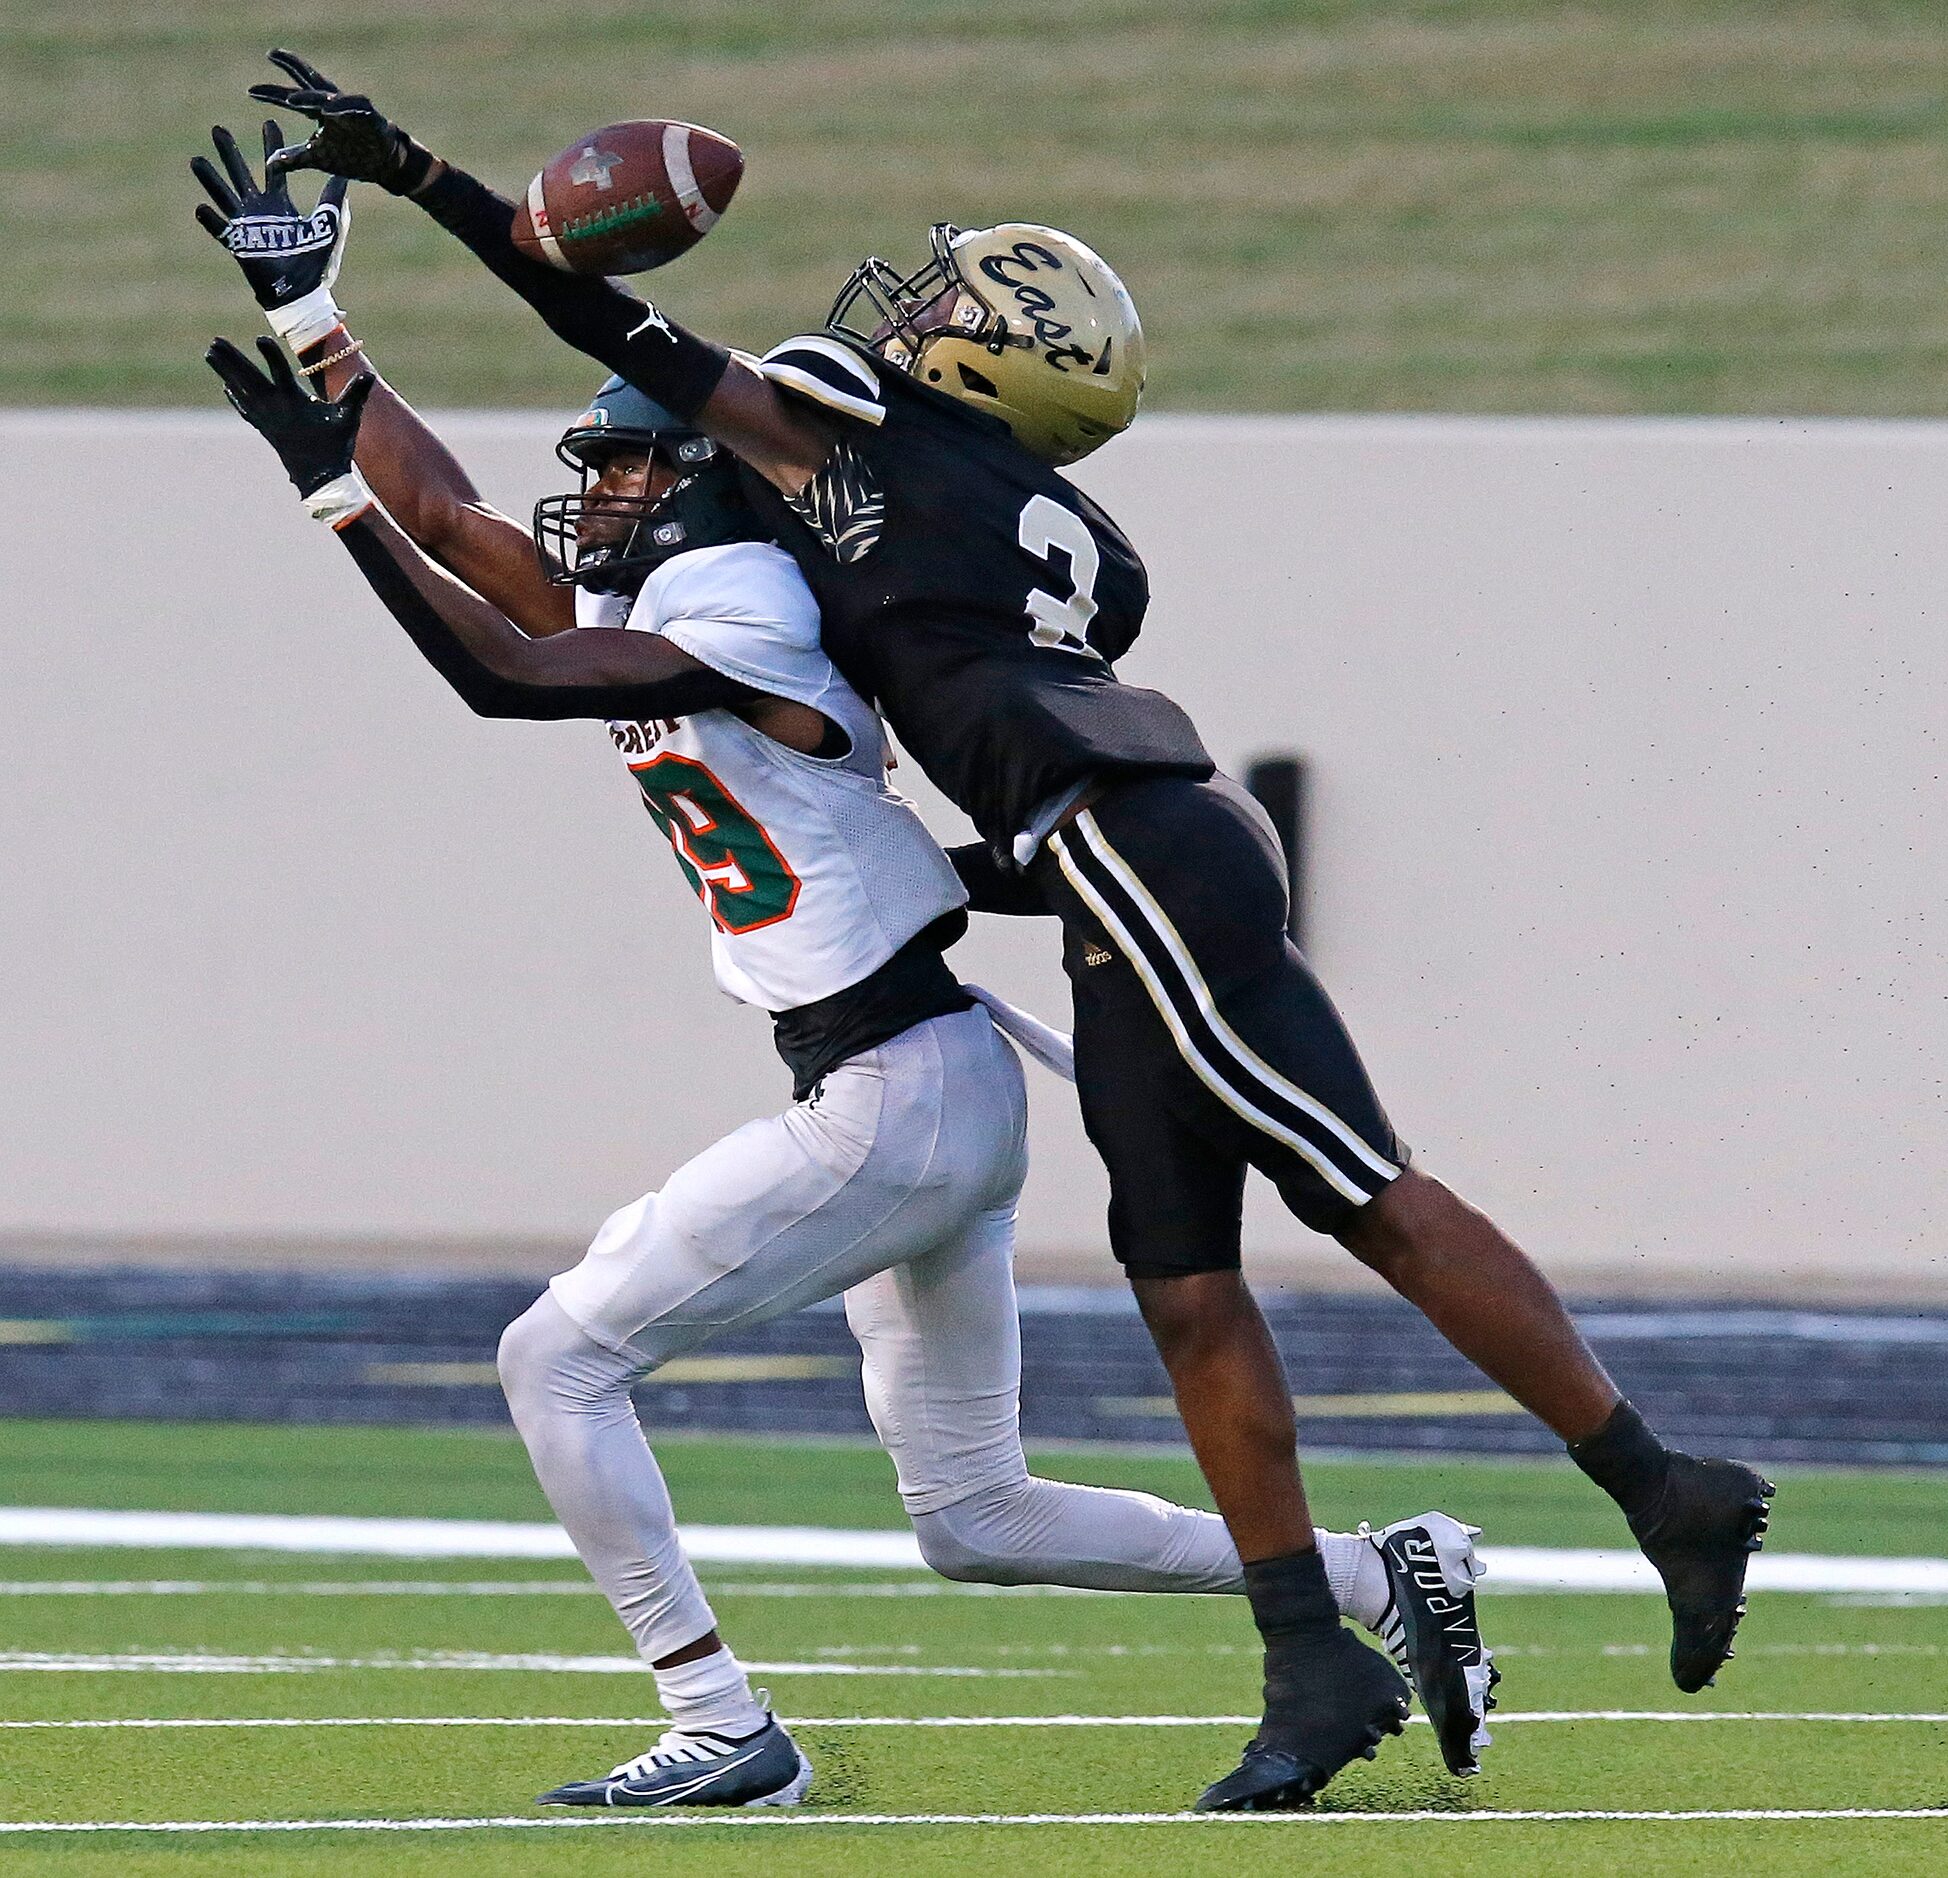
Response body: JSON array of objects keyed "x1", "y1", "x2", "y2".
[{"x1": 1036, "y1": 774, "x2": 1406, "y2": 1279}]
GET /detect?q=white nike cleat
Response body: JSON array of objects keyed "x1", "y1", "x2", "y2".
[
  {"x1": 1366, "y1": 1510, "x2": 1499, "y2": 1777},
  {"x1": 536, "y1": 1712, "x2": 813, "y2": 1808}
]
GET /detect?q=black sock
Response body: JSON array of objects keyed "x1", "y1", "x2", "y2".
[
  {"x1": 1243, "y1": 1547, "x2": 1339, "y2": 1646},
  {"x1": 1569, "y1": 1399, "x2": 1673, "y2": 1520},
  {"x1": 1245, "y1": 1549, "x2": 1345, "y2": 1728}
]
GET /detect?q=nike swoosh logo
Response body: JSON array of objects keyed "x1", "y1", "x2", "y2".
[{"x1": 615, "y1": 1744, "x2": 767, "y2": 1806}]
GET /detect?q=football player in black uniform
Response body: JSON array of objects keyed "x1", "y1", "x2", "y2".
[{"x1": 251, "y1": 51, "x2": 1775, "y2": 1811}]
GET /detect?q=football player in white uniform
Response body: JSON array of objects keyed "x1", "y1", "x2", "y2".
[{"x1": 195, "y1": 122, "x2": 1495, "y2": 1808}]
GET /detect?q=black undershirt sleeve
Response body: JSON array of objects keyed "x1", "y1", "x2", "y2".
[
  {"x1": 948, "y1": 842, "x2": 1053, "y2": 917},
  {"x1": 336, "y1": 517, "x2": 760, "y2": 722},
  {"x1": 414, "y1": 167, "x2": 731, "y2": 421}
]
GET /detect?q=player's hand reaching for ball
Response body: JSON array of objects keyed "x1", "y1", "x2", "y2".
[
  {"x1": 249, "y1": 48, "x2": 439, "y2": 196},
  {"x1": 192, "y1": 121, "x2": 350, "y2": 318},
  {"x1": 206, "y1": 335, "x2": 374, "y2": 498}
]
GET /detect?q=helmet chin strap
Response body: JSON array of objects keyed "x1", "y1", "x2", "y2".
[{"x1": 576, "y1": 541, "x2": 641, "y2": 596}]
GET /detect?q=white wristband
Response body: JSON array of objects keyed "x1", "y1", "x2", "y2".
[
  {"x1": 303, "y1": 469, "x2": 375, "y2": 529},
  {"x1": 266, "y1": 285, "x2": 345, "y2": 352}
]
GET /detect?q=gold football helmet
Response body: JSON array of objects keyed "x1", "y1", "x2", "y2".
[{"x1": 827, "y1": 222, "x2": 1145, "y2": 465}]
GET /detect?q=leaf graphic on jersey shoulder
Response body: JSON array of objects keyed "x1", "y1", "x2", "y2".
[
  {"x1": 786, "y1": 436, "x2": 884, "y2": 564},
  {"x1": 829, "y1": 489, "x2": 884, "y2": 564}
]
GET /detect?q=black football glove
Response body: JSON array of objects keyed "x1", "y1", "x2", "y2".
[
  {"x1": 192, "y1": 121, "x2": 350, "y2": 316},
  {"x1": 206, "y1": 335, "x2": 374, "y2": 498},
  {"x1": 249, "y1": 48, "x2": 437, "y2": 195}
]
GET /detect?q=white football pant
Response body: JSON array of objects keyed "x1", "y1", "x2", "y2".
[{"x1": 499, "y1": 1005, "x2": 1252, "y2": 1664}]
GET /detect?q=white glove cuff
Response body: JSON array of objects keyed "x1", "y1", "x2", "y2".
[
  {"x1": 266, "y1": 285, "x2": 345, "y2": 352},
  {"x1": 303, "y1": 469, "x2": 375, "y2": 529}
]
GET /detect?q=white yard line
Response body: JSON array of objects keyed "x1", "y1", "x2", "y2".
[
  {"x1": 1483, "y1": 1546, "x2": 1948, "y2": 1596},
  {"x1": 1, "y1": 1808, "x2": 1944, "y2": 1833},
  {"x1": 0, "y1": 1580, "x2": 604, "y2": 1597},
  {"x1": 3, "y1": 1580, "x2": 1946, "y2": 1628},
  {"x1": 0, "y1": 1509, "x2": 919, "y2": 1568},
  {"x1": 2, "y1": 1712, "x2": 1944, "y2": 1730},
  {"x1": 0, "y1": 1651, "x2": 1055, "y2": 1678},
  {"x1": 0, "y1": 1578, "x2": 1100, "y2": 1598},
  {"x1": 3, "y1": 1509, "x2": 1945, "y2": 1595}
]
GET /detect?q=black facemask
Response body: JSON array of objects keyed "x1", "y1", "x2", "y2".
[{"x1": 533, "y1": 430, "x2": 754, "y2": 595}]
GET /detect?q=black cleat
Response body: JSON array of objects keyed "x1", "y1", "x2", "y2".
[
  {"x1": 1627, "y1": 1454, "x2": 1776, "y2": 1693},
  {"x1": 1370, "y1": 1512, "x2": 1498, "y2": 1777},
  {"x1": 1194, "y1": 1626, "x2": 1411, "y2": 1812},
  {"x1": 536, "y1": 1714, "x2": 812, "y2": 1808}
]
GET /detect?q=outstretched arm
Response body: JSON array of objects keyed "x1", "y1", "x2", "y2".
[
  {"x1": 309, "y1": 341, "x2": 578, "y2": 640},
  {"x1": 407, "y1": 163, "x2": 837, "y2": 496},
  {"x1": 204, "y1": 334, "x2": 760, "y2": 723},
  {"x1": 251, "y1": 50, "x2": 836, "y2": 496},
  {"x1": 193, "y1": 118, "x2": 574, "y2": 636},
  {"x1": 336, "y1": 506, "x2": 756, "y2": 721}
]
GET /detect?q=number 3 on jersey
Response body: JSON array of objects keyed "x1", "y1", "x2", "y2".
[
  {"x1": 1019, "y1": 493, "x2": 1102, "y2": 657},
  {"x1": 629, "y1": 753, "x2": 802, "y2": 934}
]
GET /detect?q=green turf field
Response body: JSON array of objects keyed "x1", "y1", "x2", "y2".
[
  {"x1": 8, "y1": 3, "x2": 1948, "y2": 414},
  {"x1": 0, "y1": 1422, "x2": 1944, "y2": 1872}
]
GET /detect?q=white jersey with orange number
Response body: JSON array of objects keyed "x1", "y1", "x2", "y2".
[{"x1": 577, "y1": 540, "x2": 966, "y2": 1012}]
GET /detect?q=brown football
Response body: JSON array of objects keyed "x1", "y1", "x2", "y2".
[{"x1": 510, "y1": 120, "x2": 742, "y2": 275}]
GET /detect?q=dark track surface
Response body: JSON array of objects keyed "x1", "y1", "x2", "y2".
[{"x1": 1, "y1": 1264, "x2": 1943, "y2": 1465}]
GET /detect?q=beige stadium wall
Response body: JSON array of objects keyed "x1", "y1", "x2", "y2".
[{"x1": 1, "y1": 410, "x2": 1942, "y2": 1300}]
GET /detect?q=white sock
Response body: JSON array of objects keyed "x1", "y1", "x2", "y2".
[
  {"x1": 1318, "y1": 1527, "x2": 1391, "y2": 1632},
  {"x1": 651, "y1": 1645, "x2": 769, "y2": 1739}
]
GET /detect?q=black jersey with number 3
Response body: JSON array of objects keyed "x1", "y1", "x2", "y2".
[{"x1": 735, "y1": 335, "x2": 1214, "y2": 849}]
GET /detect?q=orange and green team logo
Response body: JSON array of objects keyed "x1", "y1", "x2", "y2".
[{"x1": 629, "y1": 752, "x2": 802, "y2": 935}]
